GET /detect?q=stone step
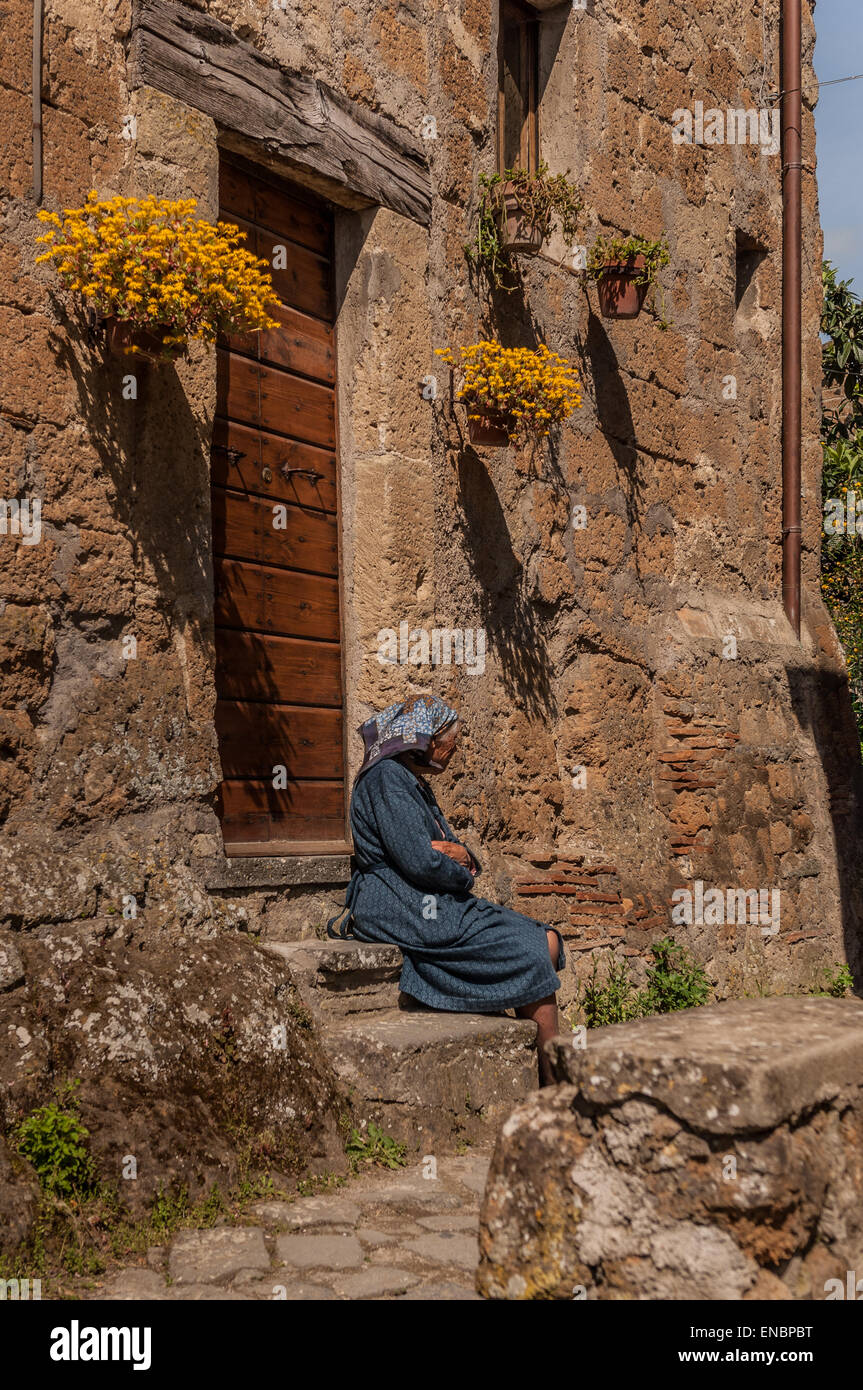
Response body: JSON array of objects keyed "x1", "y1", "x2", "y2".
[
  {"x1": 324, "y1": 1008, "x2": 537, "y2": 1152},
  {"x1": 263, "y1": 937, "x2": 540, "y2": 1153},
  {"x1": 263, "y1": 938, "x2": 403, "y2": 1018}
]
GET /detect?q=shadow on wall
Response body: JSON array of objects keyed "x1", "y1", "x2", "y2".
[
  {"x1": 453, "y1": 445, "x2": 556, "y2": 719},
  {"x1": 45, "y1": 302, "x2": 219, "y2": 792},
  {"x1": 786, "y1": 656, "x2": 863, "y2": 982},
  {"x1": 583, "y1": 308, "x2": 646, "y2": 534},
  {"x1": 49, "y1": 301, "x2": 214, "y2": 638},
  {"x1": 442, "y1": 305, "x2": 646, "y2": 722}
]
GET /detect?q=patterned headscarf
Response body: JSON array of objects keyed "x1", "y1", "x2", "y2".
[{"x1": 355, "y1": 694, "x2": 458, "y2": 781}]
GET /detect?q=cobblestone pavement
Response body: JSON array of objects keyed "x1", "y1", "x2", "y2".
[{"x1": 81, "y1": 1154, "x2": 489, "y2": 1301}]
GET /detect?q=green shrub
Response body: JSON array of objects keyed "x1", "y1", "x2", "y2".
[
  {"x1": 575, "y1": 952, "x2": 643, "y2": 1028},
  {"x1": 13, "y1": 1081, "x2": 97, "y2": 1201},
  {"x1": 818, "y1": 963, "x2": 855, "y2": 998},
  {"x1": 572, "y1": 938, "x2": 711, "y2": 1030},
  {"x1": 639, "y1": 936, "x2": 711, "y2": 1015}
]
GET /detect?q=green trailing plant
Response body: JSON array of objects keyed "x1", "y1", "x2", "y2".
[
  {"x1": 465, "y1": 162, "x2": 582, "y2": 291},
  {"x1": 587, "y1": 232, "x2": 671, "y2": 327},
  {"x1": 820, "y1": 260, "x2": 863, "y2": 755},
  {"x1": 345, "y1": 1122, "x2": 407, "y2": 1173}
]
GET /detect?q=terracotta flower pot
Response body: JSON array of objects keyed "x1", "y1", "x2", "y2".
[
  {"x1": 497, "y1": 184, "x2": 547, "y2": 255},
  {"x1": 596, "y1": 255, "x2": 648, "y2": 319},
  {"x1": 468, "y1": 411, "x2": 513, "y2": 446},
  {"x1": 103, "y1": 315, "x2": 183, "y2": 364}
]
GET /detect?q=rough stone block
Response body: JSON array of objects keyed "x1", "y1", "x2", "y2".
[
  {"x1": 477, "y1": 999, "x2": 863, "y2": 1300},
  {"x1": 325, "y1": 1009, "x2": 536, "y2": 1150}
]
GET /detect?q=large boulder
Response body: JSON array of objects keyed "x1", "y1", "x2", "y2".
[
  {"x1": 477, "y1": 997, "x2": 863, "y2": 1300},
  {"x1": 0, "y1": 920, "x2": 349, "y2": 1255}
]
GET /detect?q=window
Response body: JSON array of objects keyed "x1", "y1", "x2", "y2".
[
  {"x1": 498, "y1": 0, "x2": 540, "y2": 173},
  {"x1": 735, "y1": 231, "x2": 768, "y2": 315}
]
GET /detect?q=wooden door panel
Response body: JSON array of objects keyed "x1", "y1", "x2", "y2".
[
  {"x1": 217, "y1": 352, "x2": 336, "y2": 448},
  {"x1": 219, "y1": 162, "x2": 332, "y2": 255},
  {"x1": 256, "y1": 361, "x2": 336, "y2": 446},
  {"x1": 253, "y1": 182, "x2": 331, "y2": 253},
  {"x1": 218, "y1": 161, "x2": 257, "y2": 221},
  {"x1": 211, "y1": 488, "x2": 338, "y2": 575},
  {"x1": 214, "y1": 630, "x2": 342, "y2": 706},
  {"x1": 218, "y1": 778, "x2": 346, "y2": 844},
  {"x1": 256, "y1": 228, "x2": 332, "y2": 318},
  {"x1": 259, "y1": 304, "x2": 335, "y2": 384},
  {"x1": 213, "y1": 559, "x2": 340, "y2": 641},
  {"x1": 215, "y1": 701, "x2": 343, "y2": 778}
]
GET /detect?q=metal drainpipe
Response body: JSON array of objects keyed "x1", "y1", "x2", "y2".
[
  {"x1": 781, "y1": 0, "x2": 802, "y2": 637},
  {"x1": 32, "y1": 0, "x2": 43, "y2": 203}
]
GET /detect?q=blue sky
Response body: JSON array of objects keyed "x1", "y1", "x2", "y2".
[{"x1": 815, "y1": 0, "x2": 863, "y2": 291}]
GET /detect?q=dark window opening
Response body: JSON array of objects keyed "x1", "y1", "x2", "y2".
[
  {"x1": 498, "y1": 0, "x2": 540, "y2": 173},
  {"x1": 735, "y1": 231, "x2": 768, "y2": 313}
]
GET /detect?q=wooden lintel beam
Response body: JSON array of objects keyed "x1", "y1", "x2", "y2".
[{"x1": 130, "y1": 0, "x2": 432, "y2": 226}]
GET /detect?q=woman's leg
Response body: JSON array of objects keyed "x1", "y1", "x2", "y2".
[
  {"x1": 515, "y1": 931, "x2": 564, "y2": 1085},
  {"x1": 515, "y1": 994, "x2": 559, "y2": 1087},
  {"x1": 545, "y1": 928, "x2": 561, "y2": 968}
]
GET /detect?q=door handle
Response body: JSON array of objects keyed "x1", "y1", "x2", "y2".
[{"x1": 281, "y1": 466, "x2": 324, "y2": 484}]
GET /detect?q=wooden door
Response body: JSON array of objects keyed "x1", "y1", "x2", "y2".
[{"x1": 211, "y1": 157, "x2": 346, "y2": 853}]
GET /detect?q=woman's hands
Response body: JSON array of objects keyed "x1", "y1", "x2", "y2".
[{"x1": 431, "y1": 840, "x2": 476, "y2": 875}]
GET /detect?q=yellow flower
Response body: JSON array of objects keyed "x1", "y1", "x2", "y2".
[
  {"x1": 437, "y1": 339, "x2": 581, "y2": 439},
  {"x1": 35, "y1": 193, "x2": 280, "y2": 341}
]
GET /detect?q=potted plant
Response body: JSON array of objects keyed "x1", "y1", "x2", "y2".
[
  {"x1": 36, "y1": 192, "x2": 280, "y2": 363},
  {"x1": 466, "y1": 163, "x2": 582, "y2": 291},
  {"x1": 587, "y1": 233, "x2": 670, "y2": 324},
  {"x1": 436, "y1": 341, "x2": 583, "y2": 446}
]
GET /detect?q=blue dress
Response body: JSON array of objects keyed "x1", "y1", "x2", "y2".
[{"x1": 337, "y1": 758, "x2": 565, "y2": 1012}]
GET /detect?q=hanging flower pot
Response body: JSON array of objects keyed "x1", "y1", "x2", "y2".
[
  {"x1": 102, "y1": 315, "x2": 184, "y2": 365},
  {"x1": 497, "y1": 184, "x2": 546, "y2": 255},
  {"x1": 595, "y1": 256, "x2": 648, "y2": 319},
  {"x1": 36, "y1": 192, "x2": 280, "y2": 361},
  {"x1": 466, "y1": 163, "x2": 582, "y2": 290},
  {"x1": 587, "y1": 233, "x2": 671, "y2": 326},
  {"x1": 436, "y1": 341, "x2": 583, "y2": 448},
  {"x1": 468, "y1": 411, "x2": 513, "y2": 447}
]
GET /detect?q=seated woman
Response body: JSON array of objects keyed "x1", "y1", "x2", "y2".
[{"x1": 328, "y1": 693, "x2": 565, "y2": 1086}]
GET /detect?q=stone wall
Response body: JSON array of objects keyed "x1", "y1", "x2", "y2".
[{"x1": 0, "y1": 0, "x2": 860, "y2": 1010}]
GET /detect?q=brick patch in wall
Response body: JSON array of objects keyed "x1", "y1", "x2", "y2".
[
  {"x1": 658, "y1": 692, "x2": 741, "y2": 861},
  {"x1": 512, "y1": 855, "x2": 666, "y2": 952}
]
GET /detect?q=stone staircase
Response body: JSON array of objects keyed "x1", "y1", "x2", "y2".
[{"x1": 262, "y1": 938, "x2": 537, "y2": 1153}]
